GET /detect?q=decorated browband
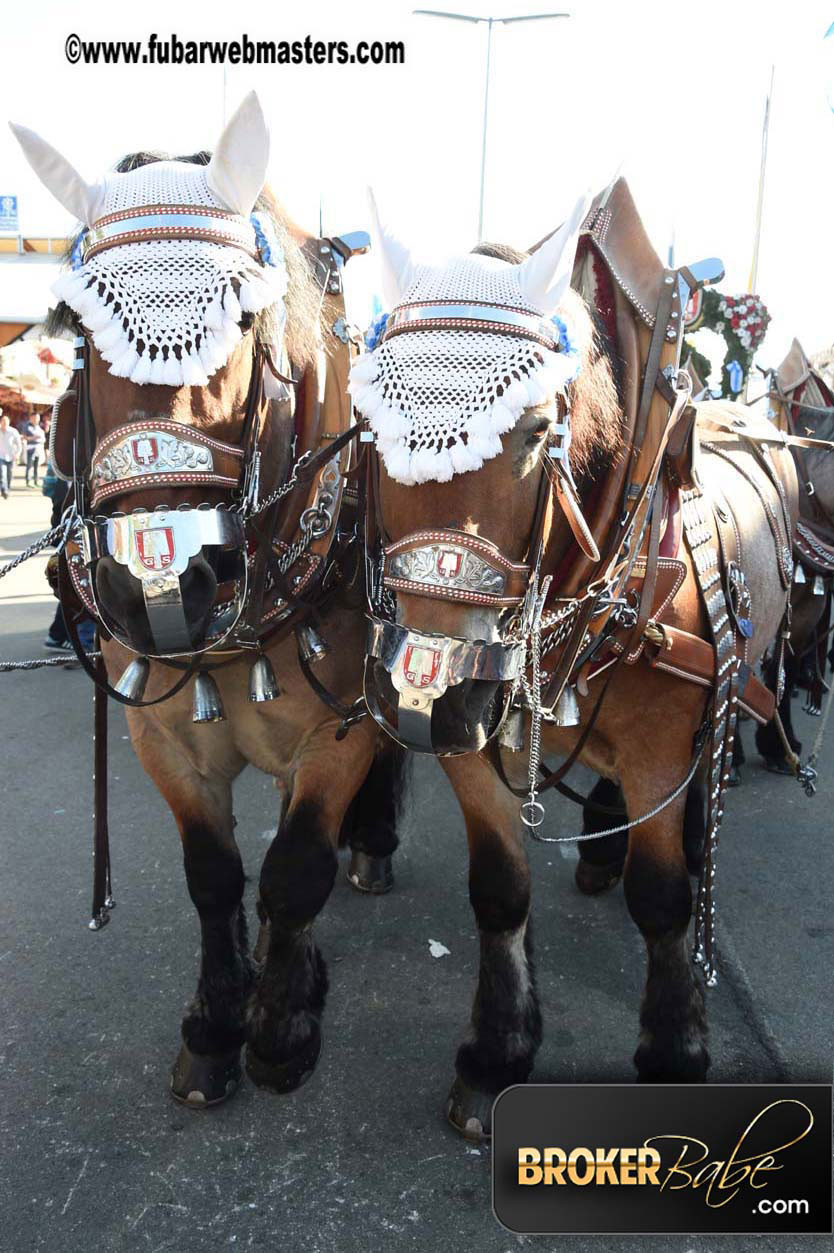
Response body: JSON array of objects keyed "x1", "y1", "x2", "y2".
[
  {"x1": 364, "y1": 302, "x2": 578, "y2": 357},
  {"x1": 69, "y1": 205, "x2": 283, "y2": 270}
]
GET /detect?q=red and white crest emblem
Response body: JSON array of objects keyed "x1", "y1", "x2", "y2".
[
  {"x1": 684, "y1": 289, "x2": 703, "y2": 328},
  {"x1": 135, "y1": 526, "x2": 175, "y2": 571},
  {"x1": 132, "y1": 436, "x2": 159, "y2": 466},
  {"x1": 403, "y1": 644, "x2": 442, "y2": 689},
  {"x1": 436, "y1": 549, "x2": 463, "y2": 579}
]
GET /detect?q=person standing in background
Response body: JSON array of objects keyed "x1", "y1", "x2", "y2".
[
  {"x1": 21, "y1": 412, "x2": 45, "y2": 486},
  {"x1": 0, "y1": 411, "x2": 22, "y2": 498}
]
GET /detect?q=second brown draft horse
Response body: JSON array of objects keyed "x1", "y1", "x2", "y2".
[{"x1": 353, "y1": 185, "x2": 798, "y2": 1138}]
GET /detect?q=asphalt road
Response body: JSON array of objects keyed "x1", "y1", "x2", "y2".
[{"x1": 1, "y1": 484, "x2": 831, "y2": 1253}]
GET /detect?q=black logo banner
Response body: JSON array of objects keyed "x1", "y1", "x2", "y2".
[{"x1": 492, "y1": 1084, "x2": 832, "y2": 1235}]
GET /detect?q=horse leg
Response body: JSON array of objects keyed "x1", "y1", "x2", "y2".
[
  {"x1": 246, "y1": 737, "x2": 374, "y2": 1094},
  {"x1": 620, "y1": 736, "x2": 709, "y2": 1083},
  {"x1": 575, "y1": 778, "x2": 628, "y2": 895},
  {"x1": 575, "y1": 773, "x2": 705, "y2": 886},
  {"x1": 168, "y1": 774, "x2": 252, "y2": 1107},
  {"x1": 345, "y1": 742, "x2": 408, "y2": 895},
  {"x1": 441, "y1": 755, "x2": 541, "y2": 1142}
]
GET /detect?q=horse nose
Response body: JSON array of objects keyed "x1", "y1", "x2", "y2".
[
  {"x1": 178, "y1": 556, "x2": 218, "y2": 627},
  {"x1": 94, "y1": 555, "x2": 217, "y2": 652},
  {"x1": 431, "y1": 678, "x2": 503, "y2": 752},
  {"x1": 370, "y1": 661, "x2": 502, "y2": 753}
]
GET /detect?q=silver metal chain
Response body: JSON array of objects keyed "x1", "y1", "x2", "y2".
[
  {"x1": 275, "y1": 529, "x2": 314, "y2": 576},
  {"x1": 0, "y1": 517, "x2": 71, "y2": 581},
  {"x1": 520, "y1": 571, "x2": 550, "y2": 829},
  {"x1": 0, "y1": 652, "x2": 101, "y2": 673},
  {"x1": 239, "y1": 448, "x2": 314, "y2": 519},
  {"x1": 525, "y1": 732, "x2": 707, "y2": 844}
]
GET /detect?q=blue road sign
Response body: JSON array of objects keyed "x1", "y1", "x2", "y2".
[{"x1": 0, "y1": 195, "x2": 19, "y2": 233}]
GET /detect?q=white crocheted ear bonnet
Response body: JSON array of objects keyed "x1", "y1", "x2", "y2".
[
  {"x1": 53, "y1": 163, "x2": 286, "y2": 386},
  {"x1": 10, "y1": 93, "x2": 287, "y2": 389},
  {"x1": 350, "y1": 256, "x2": 581, "y2": 484},
  {"x1": 349, "y1": 191, "x2": 591, "y2": 485}
]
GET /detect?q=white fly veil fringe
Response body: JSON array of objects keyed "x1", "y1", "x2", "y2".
[
  {"x1": 349, "y1": 254, "x2": 582, "y2": 486},
  {"x1": 52, "y1": 162, "x2": 288, "y2": 388}
]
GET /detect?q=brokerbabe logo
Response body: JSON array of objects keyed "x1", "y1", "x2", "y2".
[{"x1": 492, "y1": 1084, "x2": 832, "y2": 1235}]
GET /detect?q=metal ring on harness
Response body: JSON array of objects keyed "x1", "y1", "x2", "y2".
[
  {"x1": 300, "y1": 504, "x2": 333, "y2": 539},
  {"x1": 520, "y1": 799, "x2": 546, "y2": 829}
]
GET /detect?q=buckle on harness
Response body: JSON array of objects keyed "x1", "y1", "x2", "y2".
[{"x1": 643, "y1": 619, "x2": 671, "y2": 650}]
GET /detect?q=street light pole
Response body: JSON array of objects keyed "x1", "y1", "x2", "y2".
[
  {"x1": 478, "y1": 18, "x2": 494, "y2": 242},
  {"x1": 414, "y1": 10, "x2": 570, "y2": 240}
]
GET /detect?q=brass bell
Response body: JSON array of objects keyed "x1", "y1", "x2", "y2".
[
  {"x1": 551, "y1": 684, "x2": 581, "y2": 727},
  {"x1": 114, "y1": 656, "x2": 150, "y2": 701},
  {"x1": 498, "y1": 708, "x2": 524, "y2": 752},
  {"x1": 814, "y1": 575, "x2": 825, "y2": 596},
  {"x1": 192, "y1": 670, "x2": 226, "y2": 723},
  {"x1": 249, "y1": 654, "x2": 280, "y2": 703},
  {"x1": 794, "y1": 564, "x2": 806, "y2": 584},
  {"x1": 296, "y1": 622, "x2": 330, "y2": 665}
]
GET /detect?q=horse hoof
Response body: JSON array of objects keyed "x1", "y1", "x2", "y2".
[
  {"x1": 445, "y1": 1076, "x2": 494, "y2": 1142},
  {"x1": 170, "y1": 1042, "x2": 241, "y2": 1108},
  {"x1": 347, "y1": 849, "x2": 394, "y2": 895},
  {"x1": 634, "y1": 1041, "x2": 709, "y2": 1084},
  {"x1": 726, "y1": 765, "x2": 742, "y2": 788},
  {"x1": 575, "y1": 858, "x2": 622, "y2": 895},
  {"x1": 245, "y1": 1027, "x2": 322, "y2": 1095},
  {"x1": 761, "y1": 756, "x2": 795, "y2": 776}
]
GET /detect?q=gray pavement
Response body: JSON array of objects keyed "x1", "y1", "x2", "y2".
[{"x1": 0, "y1": 484, "x2": 831, "y2": 1253}]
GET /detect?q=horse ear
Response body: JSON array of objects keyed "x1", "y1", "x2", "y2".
[
  {"x1": 206, "y1": 91, "x2": 270, "y2": 217},
  {"x1": 367, "y1": 187, "x2": 415, "y2": 308},
  {"x1": 8, "y1": 122, "x2": 104, "y2": 226},
  {"x1": 516, "y1": 192, "x2": 592, "y2": 314}
]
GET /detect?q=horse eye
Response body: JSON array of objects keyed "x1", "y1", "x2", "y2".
[{"x1": 527, "y1": 419, "x2": 550, "y2": 443}]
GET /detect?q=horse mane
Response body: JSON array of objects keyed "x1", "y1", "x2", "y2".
[
  {"x1": 473, "y1": 242, "x2": 623, "y2": 476},
  {"x1": 46, "y1": 149, "x2": 322, "y2": 372}
]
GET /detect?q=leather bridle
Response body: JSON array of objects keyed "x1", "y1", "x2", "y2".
[
  {"x1": 360, "y1": 272, "x2": 704, "y2": 762},
  {"x1": 361, "y1": 301, "x2": 580, "y2": 755},
  {"x1": 54, "y1": 210, "x2": 368, "y2": 709},
  {"x1": 71, "y1": 327, "x2": 266, "y2": 657}
]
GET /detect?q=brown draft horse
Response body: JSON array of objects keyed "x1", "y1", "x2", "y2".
[
  {"x1": 13, "y1": 98, "x2": 403, "y2": 1108},
  {"x1": 357, "y1": 200, "x2": 798, "y2": 1139},
  {"x1": 746, "y1": 342, "x2": 834, "y2": 773}
]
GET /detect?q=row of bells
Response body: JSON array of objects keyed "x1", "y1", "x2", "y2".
[
  {"x1": 113, "y1": 623, "x2": 330, "y2": 722},
  {"x1": 114, "y1": 621, "x2": 583, "y2": 733}
]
